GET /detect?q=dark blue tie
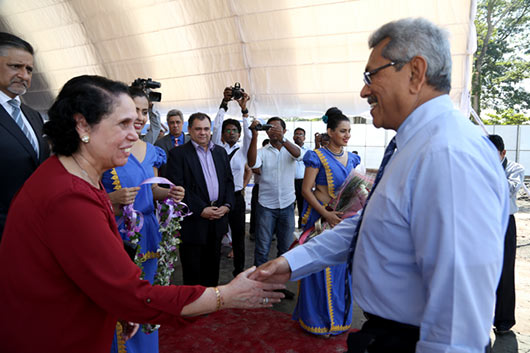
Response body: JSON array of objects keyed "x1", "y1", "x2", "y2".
[{"x1": 342, "y1": 137, "x2": 396, "y2": 323}]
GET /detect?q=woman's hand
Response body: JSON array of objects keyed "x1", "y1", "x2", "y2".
[
  {"x1": 323, "y1": 210, "x2": 343, "y2": 228},
  {"x1": 220, "y1": 267, "x2": 286, "y2": 309},
  {"x1": 168, "y1": 185, "x2": 185, "y2": 202},
  {"x1": 108, "y1": 187, "x2": 140, "y2": 205},
  {"x1": 118, "y1": 321, "x2": 139, "y2": 342}
]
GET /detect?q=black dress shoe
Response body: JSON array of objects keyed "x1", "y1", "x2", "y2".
[{"x1": 276, "y1": 288, "x2": 295, "y2": 300}]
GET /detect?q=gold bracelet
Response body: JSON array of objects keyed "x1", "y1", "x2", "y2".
[{"x1": 214, "y1": 287, "x2": 222, "y2": 311}]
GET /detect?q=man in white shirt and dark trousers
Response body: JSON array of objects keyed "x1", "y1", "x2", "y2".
[
  {"x1": 488, "y1": 134, "x2": 525, "y2": 335},
  {"x1": 212, "y1": 87, "x2": 252, "y2": 277},
  {"x1": 247, "y1": 117, "x2": 301, "y2": 298},
  {"x1": 250, "y1": 18, "x2": 509, "y2": 352},
  {"x1": 293, "y1": 127, "x2": 310, "y2": 229}
]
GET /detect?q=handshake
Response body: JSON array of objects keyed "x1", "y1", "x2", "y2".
[{"x1": 218, "y1": 257, "x2": 292, "y2": 310}]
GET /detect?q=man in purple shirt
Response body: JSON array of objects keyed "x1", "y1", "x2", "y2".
[{"x1": 166, "y1": 113, "x2": 235, "y2": 286}]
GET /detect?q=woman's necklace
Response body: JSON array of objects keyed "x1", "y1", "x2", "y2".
[
  {"x1": 325, "y1": 146, "x2": 344, "y2": 157},
  {"x1": 72, "y1": 154, "x2": 99, "y2": 188}
]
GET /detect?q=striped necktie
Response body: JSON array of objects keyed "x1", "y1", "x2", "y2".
[
  {"x1": 343, "y1": 137, "x2": 397, "y2": 322},
  {"x1": 8, "y1": 99, "x2": 38, "y2": 156}
]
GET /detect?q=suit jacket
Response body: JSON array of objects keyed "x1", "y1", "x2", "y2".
[
  {"x1": 0, "y1": 103, "x2": 50, "y2": 238},
  {"x1": 166, "y1": 141, "x2": 234, "y2": 245},
  {"x1": 155, "y1": 133, "x2": 190, "y2": 177}
]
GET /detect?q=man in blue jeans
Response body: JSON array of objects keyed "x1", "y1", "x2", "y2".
[{"x1": 247, "y1": 117, "x2": 301, "y2": 298}]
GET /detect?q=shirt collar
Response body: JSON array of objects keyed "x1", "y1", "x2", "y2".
[
  {"x1": 394, "y1": 94, "x2": 454, "y2": 151},
  {"x1": 0, "y1": 90, "x2": 20, "y2": 105},
  {"x1": 191, "y1": 139, "x2": 215, "y2": 151},
  {"x1": 224, "y1": 141, "x2": 240, "y2": 151}
]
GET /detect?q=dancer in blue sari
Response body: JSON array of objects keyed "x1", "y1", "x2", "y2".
[
  {"x1": 293, "y1": 107, "x2": 360, "y2": 335},
  {"x1": 102, "y1": 87, "x2": 185, "y2": 353}
]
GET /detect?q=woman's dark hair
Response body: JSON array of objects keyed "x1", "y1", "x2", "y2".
[
  {"x1": 128, "y1": 86, "x2": 148, "y2": 100},
  {"x1": 325, "y1": 107, "x2": 349, "y2": 130},
  {"x1": 43, "y1": 75, "x2": 129, "y2": 156}
]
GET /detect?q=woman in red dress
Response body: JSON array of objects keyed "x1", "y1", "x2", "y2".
[{"x1": 0, "y1": 75, "x2": 284, "y2": 353}]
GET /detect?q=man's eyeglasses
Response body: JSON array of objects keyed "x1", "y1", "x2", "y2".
[
  {"x1": 363, "y1": 62, "x2": 396, "y2": 86},
  {"x1": 224, "y1": 129, "x2": 239, "y2": 134}
]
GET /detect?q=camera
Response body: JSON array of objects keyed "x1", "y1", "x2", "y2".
[
  {"x1": 231, "y1": 82, "x2": 244, "y2": 100},
  {"x1": 249, "y1": 123, "x2": 272, "y2": 131},
  {"x1": 131, "y1": 78, "x2": 162, "y2": 102}
]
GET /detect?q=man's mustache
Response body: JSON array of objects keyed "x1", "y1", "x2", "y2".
[{"x1": 10, "y1": 80, "x2": 28, "y2": 88}]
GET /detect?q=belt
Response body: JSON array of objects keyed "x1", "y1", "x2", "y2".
[{"x1": 345, "y1": 313, "x2": 419, "y2": 353}]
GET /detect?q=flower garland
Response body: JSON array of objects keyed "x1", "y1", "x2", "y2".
[{"x1": 120, "y1": 177, "x2": 192, "y2": 334}]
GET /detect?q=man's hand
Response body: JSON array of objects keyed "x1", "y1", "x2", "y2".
[
  {"x1": 267, "y1": 124, "x2": 283, "y2": 141},
  {"x1": 314, "y1": 132, "x2": 322, "y2": 149},
  {"x1": 223, "y1": 87, "x2": 232, "y2": 101},
  {"x1": 212, "y1": 205, "x2": 230, "y2": 219},
  {"x1": 249, "y1": 120, "x2": 260, "y2": 138},
  {"x1": 237, "y1": 91, "x2": 250, "y2": 111},
  {"x1": 201, "y1": 206, "x2": 219, "y2": 220},
  {"x1": 248, "y1": 257, "x2": 292, "y2": 284}
]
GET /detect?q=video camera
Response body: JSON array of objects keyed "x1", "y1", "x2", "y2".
[
  {"x1": 249, "y1": 123, "x2": 272, "y2": 131},
  {"x1": 131, "y1": 78, "x2": 162, "y2": 102}
]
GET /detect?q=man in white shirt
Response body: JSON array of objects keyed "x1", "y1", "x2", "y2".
[
  {"x1": 212, "y1": 87, "x2": 252, "y2": 276},
  {"x1": 488, "y1": 134, "x2": 525, "y2": 334},
  {"x1": 247, "y1": 118, "x2": 301, "y2": 269},
  {"x1": 250, "y1": 18, "x2": 509, "y2": 353},
  {"x1": 293, "y1": 127, "x2": 310, "y2": 229}
]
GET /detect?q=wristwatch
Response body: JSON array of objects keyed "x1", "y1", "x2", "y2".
[{"x1": 281, "y1": 137, "x2": 286, "y2": 144}]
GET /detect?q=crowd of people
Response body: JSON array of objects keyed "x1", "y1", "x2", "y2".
[{"x1": 0, "y1": 16, "x2": 524, "y2": 353}]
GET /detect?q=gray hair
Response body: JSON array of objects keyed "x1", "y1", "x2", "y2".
[
  {"x1": 369, "y1": 18, "x2": 452, "y2": 93},
  {"x1": 167, "y1": 109, "x2": 183, "y2": 121}
]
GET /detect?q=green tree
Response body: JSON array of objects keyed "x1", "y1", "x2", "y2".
[
  {"x1": 483, "y1": 108, "x2": 530, "y2": 124},
  {"x1": 472, "y1": 0, "x2": 530, "y2": 122}
]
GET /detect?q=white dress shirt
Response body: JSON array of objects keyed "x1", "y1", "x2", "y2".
[
  {"x1": 0, "y1": 91, "x2": 40, "y2": 155},
  {"x1": 251, "y1": 143, "x2": 301, "y2": 209},
  {"x1": 212, "y1": 108, "x2": 251, "y2": 192},
  {"x1": 294, "y1": 144, "x2": 310, "y2": 179},
  {"x1": 503, "y1": 158, "x2": 524, "y2": 214},
  {"x1": 283, "y1": 95, "x2": 509, "y2": 353}
]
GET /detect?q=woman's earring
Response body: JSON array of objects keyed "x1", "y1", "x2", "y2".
[{"x1": 81, "y1": 135, "x2": 90, "y2": 143}]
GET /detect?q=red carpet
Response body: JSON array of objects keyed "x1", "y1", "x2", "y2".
[{"x1": 159, "y1": 308, "x2": 351, "y2": 353}]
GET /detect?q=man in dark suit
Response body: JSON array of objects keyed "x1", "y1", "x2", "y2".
[
  {"x1": 0, "y1": 33, "x2": 50, "y2": 240},
  {"x1": 155, "y1": 109, "x2": 189, "y2": 177},
  {"x1": 166, "y1": 112, "x2": 234, "y2": 287}
]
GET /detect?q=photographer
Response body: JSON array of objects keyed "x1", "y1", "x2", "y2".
[
  {"x1": 212, "y1": 85, "x2": 252, "y2": 277},
  {"x1": 247, "y1": 117, "x2": 300, "y2": 299},
  {"x1": 141, "y1": 101, "x2": 162, "y2": 144}
]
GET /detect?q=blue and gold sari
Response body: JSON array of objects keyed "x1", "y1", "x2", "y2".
[
  {"x1": 293, "y1": 147, "x2": 360, "y2": 335},
  {"x1": 102, "y1": 143, "x2": 166, "y2": 353}
]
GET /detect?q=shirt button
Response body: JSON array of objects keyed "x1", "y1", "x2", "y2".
[{"x1": 146, "y1": 298, "x2": 151, "y2": 303}]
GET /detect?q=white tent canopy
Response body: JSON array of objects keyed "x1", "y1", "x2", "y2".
[{"x1": 0, "y1": 0, "x2": 476, "y2": 118}]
